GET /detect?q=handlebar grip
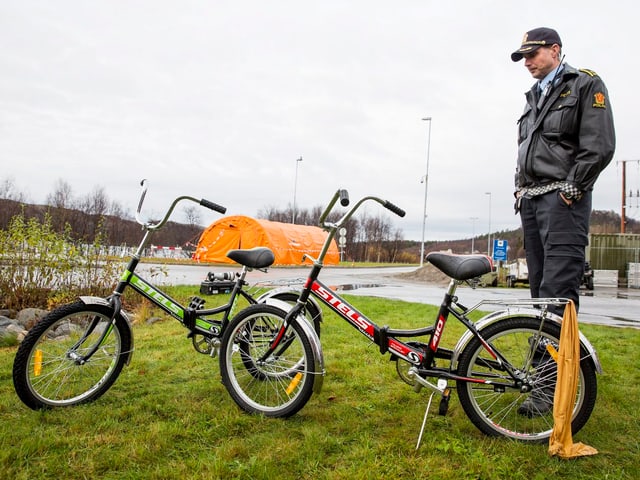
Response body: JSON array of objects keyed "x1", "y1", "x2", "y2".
[
  {"x1": 200, "y1": 199, "x2": 227, "y2": 214},
  {"x1": 339, "y1": 189, "x2": 349, "y2": 207},
  {"x1": 383, "y1": 200, "x2": 406, "y2": 218}
]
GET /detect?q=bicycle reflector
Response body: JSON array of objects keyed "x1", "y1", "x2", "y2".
[
  {"x1": 33, "y1": 349, "x2": 43, "y2": 377},
  {"x1": 285, "y1": 372, "x2": 303, "y2": 395}
]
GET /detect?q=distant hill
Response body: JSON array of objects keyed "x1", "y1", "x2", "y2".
[
  {"x1": 0, "y1": 198, "x2": 202, "y2": 249},
  {"x1": 400, "y1": 209, "x2": 639, "y2": 262},
  {"x1": 1, "y1": 198, "x2": 637, "y2": 263}
]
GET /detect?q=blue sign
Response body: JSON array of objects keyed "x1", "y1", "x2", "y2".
[{"x1": 493, "y1": 239, "x2": 508, "y2": 261}]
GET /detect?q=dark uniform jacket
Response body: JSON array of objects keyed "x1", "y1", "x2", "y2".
[{"x1": 516, "y1": 63, "x2": 615, "y2": 195}]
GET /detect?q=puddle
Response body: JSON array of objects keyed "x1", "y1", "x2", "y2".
[{"x1": 335, "y1": 283, "x2": 383, "y2": 291}]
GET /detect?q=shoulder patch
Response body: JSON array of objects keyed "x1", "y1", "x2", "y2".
[
  {"x1": 593, "y1": 92, "x2": 607, "y2": 109},
  {"x1": 579, "y1": 68, "x2": 599, "y2": 77}
]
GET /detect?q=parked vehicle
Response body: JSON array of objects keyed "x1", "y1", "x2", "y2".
[
  {"x1": 506, "y1": 258, "x2": 528, "y2": 288},
  {"x1": 582, "y1": 261, "x2": 594, "y2": 290}
]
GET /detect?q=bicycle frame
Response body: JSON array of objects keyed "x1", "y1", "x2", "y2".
[
  {"x1": 73, "y1": 179, "x2": 246, "y2": 363},
  {"x1": 303, "y1": 275, "x2": 524, "y2": 395},
  {"x1": 118, "y1": 261, "x2": 256, "y2": 337},
  {"x1": 261, "y1": 189, "x2": 601, "y2": 396},
  {"x1": 216, "y1": 188, "x2": 602, "y2": 444}
]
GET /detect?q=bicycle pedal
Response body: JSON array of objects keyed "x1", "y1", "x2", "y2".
[
  {"x1": 438, "y1": 387, "x2": 451, "y2": 416},
  {"x1": 188, "y1": 296, "x2": 206, "y2": 310}
]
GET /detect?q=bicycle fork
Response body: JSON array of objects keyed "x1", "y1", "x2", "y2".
[{"x1": 66, "y1": 294, "x2": 124, "y2": 365}]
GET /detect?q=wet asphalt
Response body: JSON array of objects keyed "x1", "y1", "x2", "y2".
[{"x1": 142, "y1": 264, "x2": 640, "y2": 329}]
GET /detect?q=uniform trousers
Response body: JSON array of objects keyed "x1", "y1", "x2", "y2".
[{"x1": 519, "y1": 190, "x2": 591, "y2": 314}]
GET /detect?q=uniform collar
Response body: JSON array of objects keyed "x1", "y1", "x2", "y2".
[{"x1": 539, "y1": 63, "x2": 564, "y2": 93}]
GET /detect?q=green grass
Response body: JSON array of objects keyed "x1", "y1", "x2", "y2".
[{"x1": 1, "y1": 291, "x2": 639, "y2": 479}]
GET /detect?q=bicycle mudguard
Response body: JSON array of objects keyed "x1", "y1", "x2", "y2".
[
  {"x1": 450, "y1": 308, "x2": 602, "y2": 374},
  {"x1": 79, "y1": 296, "x2": 135, "y2": 366},
  {"x1": 256, "y1": 286, "x2": 323, "y2": 324},
  {"x1": 262, "y1": 298, "x2": 325, "y2": 394}
]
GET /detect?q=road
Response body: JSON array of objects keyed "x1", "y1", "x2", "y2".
[{"x1": 140, "y1": 263, "x2": 640, "y2": 329}]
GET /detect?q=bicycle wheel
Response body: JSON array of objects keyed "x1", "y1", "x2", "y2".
[
  {"x1": 267, "y1": 291, "x2": 322, "y2": 336},
  {"x1": 219, "y1": 303, "x2": 316, "y2": 417},
  {"x1": 456, "y1": 316, "x2": 597, "y2": 442},
  {"x1": 13, "y1": 301, "x2": 132, "y2": 410}
]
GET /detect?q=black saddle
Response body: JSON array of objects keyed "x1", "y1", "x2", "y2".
[
  {"x1": 226, "y1": 247, "x2": 275, "y2": 269},
  {"x1": 426, "y1": 252, "x2": 492, "y2": 281}
]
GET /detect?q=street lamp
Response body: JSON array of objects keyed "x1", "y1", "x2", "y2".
[
  {"x1": 420, "y1": 117, "x2": 432, "y2": 267},
  {"x1": 292, "y1": 156, "x2": 303, "y2": 224},
  {"x1": 470, "y1": 216, "x2": 479, "y2": 253},
  {"x1": 485, "y1": 191, "x2": 492, "y2": 258}
]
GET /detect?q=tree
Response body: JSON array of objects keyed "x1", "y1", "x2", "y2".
[
  {"x1": 84, "y1": 186, "x2": 110, "y2": 216},
  {"x1": 183, "y1": 205, "x2": 202, "y2": 228},
  {"x1": 0, "y1": 177, "x2": 28, "y2": 202},
  {"x1": 0, "y1": 177, "x2": 29, "y2": 227},
  {"x1": 46, "y1": 179, "x2": 74, "y2": 209}
]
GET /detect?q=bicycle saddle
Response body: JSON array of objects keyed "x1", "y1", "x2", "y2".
[
  {"x1": 426, "y1": 252, "x2": 493, "y2": 281},
  {"x1": 226, "y1": 247, "x2": 275, "y2": 269}
]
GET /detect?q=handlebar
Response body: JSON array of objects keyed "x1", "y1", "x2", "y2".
[
  {"x1": 308, "y1": 188, "x2": 405, "y2": 266},
  {"x1": 318, "y1": 188, "x2": 405, "y2": 231},
  {"x1": 135, "y1": 179, "x2": 227, "y2": 231},
  {"x1": 199, "y1": 198, "x2": 227, "y2": 214},
  {"x1": 339, "y1": 189, "x2": 349, "y2": 207},
  {"x1": 383, "y1": 200, "x2": 406, "y2": 218}
]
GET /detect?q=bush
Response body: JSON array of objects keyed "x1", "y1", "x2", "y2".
[{"x1": 0, "y1": 211, "x2": 120, "y2": 310}]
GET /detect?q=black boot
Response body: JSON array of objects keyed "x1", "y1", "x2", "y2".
[{"x1": 518, "y1": 337, "x2": 557, "y2": 417}]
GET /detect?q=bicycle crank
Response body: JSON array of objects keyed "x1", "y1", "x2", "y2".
[{"x1": 191, "y1": 334, "x2": 220, "y2": 357}]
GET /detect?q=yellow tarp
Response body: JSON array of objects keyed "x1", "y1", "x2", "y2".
[
  {"x1": 548, "y1": 300, "x2": 598, "y2": 459},
  {"x1": 193, "y1": 215, "x2": 340, "y2": 266}
]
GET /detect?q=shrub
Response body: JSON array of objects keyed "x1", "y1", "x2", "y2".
[{"x1": 0, "y1": 211, "x2": 120, "y2": 310}]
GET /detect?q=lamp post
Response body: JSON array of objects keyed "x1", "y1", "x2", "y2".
[
  {"x1": 470, "y1": 216, "x2": 479, "y2": 253},
  {"x1": 292, "y1": 156, "x2": 303, "y2": 224},
  {"x1": 485, "y1": 191, "x2": 492, "y2": 258},
  {"x1": 420, "y1": 117, "x2": 432, "y2": 267}
]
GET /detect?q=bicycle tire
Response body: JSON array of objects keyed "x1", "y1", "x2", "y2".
[
  {"x1": 13, "y1": 301, "x2": 131, "y2": 410},
  {"x1": 219, "y1": 303, "x2": 316, "y2": 418},
  {"x1": 456, "y1": 316, "x2": 597, "y2": 442},
  {"x1": 267, "y1": 291, "x2": 322, "y2": 337}
]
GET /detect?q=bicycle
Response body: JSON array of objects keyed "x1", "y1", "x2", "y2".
[
  {"x1": 12, "y1": 180, "x2": 321, "y2": 410},
  {"x1": 218, "y1": 189, "x2": 601, "y2": 444}
]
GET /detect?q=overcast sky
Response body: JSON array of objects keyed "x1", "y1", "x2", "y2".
[{"x1": 1, "y1": 0, "x2": 638, "y2": 242}]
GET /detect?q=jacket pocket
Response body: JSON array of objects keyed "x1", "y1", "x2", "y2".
[{"x1": 544, "y1": 95, "x2": 578, "y2": 133}]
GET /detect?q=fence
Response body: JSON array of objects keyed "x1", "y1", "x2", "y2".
[{"x1": 588, "y1": 234, "x2": 640, "y2": 287}]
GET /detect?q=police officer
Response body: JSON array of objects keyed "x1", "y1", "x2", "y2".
[
  {"x1": 511, "y1": 27, "x2": 615, "y2": 416},
  {"x1": 513, "y1": 27, "x2": 615, "y2": 312}
]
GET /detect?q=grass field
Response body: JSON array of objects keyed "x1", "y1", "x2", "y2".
[{"x1": 1, "y1": 291, "x2": 639, "y2": 480}]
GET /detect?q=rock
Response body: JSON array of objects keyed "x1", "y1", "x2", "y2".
[
  {"x1": 5, "y1": 323, "x2": 27, "y2": 342},
  {"x1": 146, "y1": 316, "x2": 164, "y2": 325},
  {"x1": 0, "y1": 319, "x2": 28, "y2": 344},
  {"x1": 0, "y1": 309, "x2": 16, "y2": 318},
  {"x1": 15, "y1": 308, "x2": 48, "y2": 329}
]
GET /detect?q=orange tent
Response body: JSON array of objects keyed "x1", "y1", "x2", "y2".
[{"x1": 193, "y1": 215, "x2": 340, "y2": 266}]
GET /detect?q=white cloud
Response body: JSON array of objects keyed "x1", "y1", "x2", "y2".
[{"x1": 1, "y1": 0, "x2": 637, "y2": 240}]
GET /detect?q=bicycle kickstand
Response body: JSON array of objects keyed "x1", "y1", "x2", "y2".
[
  {"x1": 415, "y1": 378, "x2": 449, "y2": 450},
  {"x1": 416, "y1": 391, "x2": 436, "y2": 450}
]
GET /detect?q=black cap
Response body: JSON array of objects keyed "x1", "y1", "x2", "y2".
[{"x1": 511, "y1": 27, "x2": 562, "y2": 62}]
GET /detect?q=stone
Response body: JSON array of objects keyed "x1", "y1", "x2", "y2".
[{"x1": 15, "y1": 308, "x2": 48, "y2": 329}]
